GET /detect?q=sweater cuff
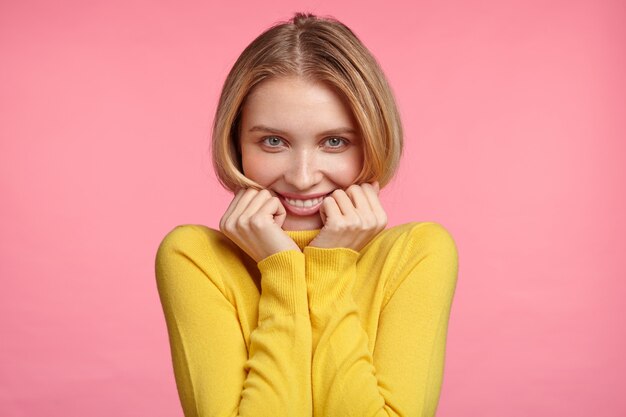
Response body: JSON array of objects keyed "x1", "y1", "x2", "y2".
[
  {"x1": 303, "y1": 246, "x2": 359, "y2": 311},
  {"x1": 257, "y1": 250, "x2": 307, "y2": 319}
]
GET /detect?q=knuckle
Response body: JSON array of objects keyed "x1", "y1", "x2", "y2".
[
  {"x1": 327, "y1": 218, "x2": 343, "y2": 230},
  {"x1": 347, "y1": 219, "x2": 361, "y2": 231},
  {"x1": 249, "y1": 215, "x2": 265, "y2": 229},
  {"x1": 363, "y1": 218, "x2": 377, "y2": 230},
  {"x1": 244, "y1": 188, "x2": 258, "y2": 197},
  {"x1": 222, "y1": 220, "x2": 235, "y2": 234},
  {"x1": 236, "y1": 216, "x2": 250, "y2": 229}
]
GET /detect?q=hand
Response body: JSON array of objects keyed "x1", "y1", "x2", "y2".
[
  {"x1": 219, "y1": 188, "x2": 300, "y2": 263},
  {"x1": 309, "y1": 181, "x2": 387, "y2": 252}
]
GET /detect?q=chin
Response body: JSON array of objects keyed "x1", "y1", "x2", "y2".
[{"x1": 283, "y1": 214, "x2": 323, "y2": 231}]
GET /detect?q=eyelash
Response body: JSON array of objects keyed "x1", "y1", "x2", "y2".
[{"x1": 261, "y1": 136, "x2": 349, "y2": 150}]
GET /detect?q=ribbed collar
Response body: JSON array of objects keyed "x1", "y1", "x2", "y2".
[{"x1": 285, "y1": 229, "x2": 321, "y2": 250}]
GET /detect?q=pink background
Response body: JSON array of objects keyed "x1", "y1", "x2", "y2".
[{"x1": 1, "y1": 0, "x2": 624, "y2": 416}]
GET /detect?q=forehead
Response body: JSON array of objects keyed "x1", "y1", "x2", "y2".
[{"x1": 241, "y1": 77, "x2": 357, "y2": 134}]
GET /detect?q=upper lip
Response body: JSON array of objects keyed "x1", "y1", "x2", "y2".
[{"x1": 277, "y1": 191, "x2": 330, "y2": 200}]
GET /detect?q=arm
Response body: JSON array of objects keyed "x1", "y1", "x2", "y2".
[
  {"x1": 305, "y1": 222, "x2": 459, "y2": 416},
  {"x1": 155, "y1": 225, "x2": 312, "y2": 417}
]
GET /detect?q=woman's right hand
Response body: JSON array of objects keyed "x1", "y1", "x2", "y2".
[{"x1": 219, "y1": 188, "x2": 300, "y2": 263}]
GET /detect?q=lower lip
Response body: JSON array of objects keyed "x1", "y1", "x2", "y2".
[{"x1": 279, "y1": 195, "x2": 326, "y2": 216}]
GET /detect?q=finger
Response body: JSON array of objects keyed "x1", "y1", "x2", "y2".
[
  {"x1": 229, "y1": 188, "x2": 260, "y2": 219},
  {"x1": 320, "y1": 195, "x2": 342, "y2": 224},
  {"x1": 223, "y1": 188, "x2": 245, "y2": 216},
  {"x1": 319, "y1": 200, "x2": 327, "y2": 225},
  {"x1": 258, "y1": 196, "x2": 287, "y2": 227},
  {"x1": 330, "y1": 189, "x2": 359, "y2": 216},
  {"x1": 240, "y1": 189, "x2": 273, "y2": 218},
  {"x1": 221, "y1": 188, "x2": 246, "y2": 228},
  {"x1": 361, "y1": 183, "x2": 387, "y2": 223},
  {"x1": 345, "y1": 184, "x2": 373, "y2": 212}
]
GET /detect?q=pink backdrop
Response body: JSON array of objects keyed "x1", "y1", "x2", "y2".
[{"x1": 1, "y1": 0, "x2": 625, "y2": 416}]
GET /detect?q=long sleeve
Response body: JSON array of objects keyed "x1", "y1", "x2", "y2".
[
  {"x1": 155, "y1": 225, "x2": 312, "y2": 417},
  {"x1": 304, "y1": 222, "x2": 459, "y2": 417}
]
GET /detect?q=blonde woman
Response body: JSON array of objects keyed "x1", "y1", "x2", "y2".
[{"x1": 155, "y1": 12, "x2": 458, "y2": 417}]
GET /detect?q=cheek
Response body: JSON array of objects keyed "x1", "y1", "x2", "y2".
[
  {"x1": 242, "y1": 152, "x2": 278, "y2": 185},
  {"x1": 329, "y1": 152, "x2": 363, "y2": 185}
]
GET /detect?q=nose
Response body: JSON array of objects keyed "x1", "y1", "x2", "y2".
[{"x1": 283, "y1": 150, "x2": 322, "y2": 191}]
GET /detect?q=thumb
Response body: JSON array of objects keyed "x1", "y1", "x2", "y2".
[
  {"x1": 271, "y1": 197, "x2": 287, "y2": 228},
  {"x1": 319, "y1": 198, "x2": 327, "y2": 225}
]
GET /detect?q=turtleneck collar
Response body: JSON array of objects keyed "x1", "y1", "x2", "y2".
[{"x1": 285, "y1": 229, "x2": 321, "y2": 250}]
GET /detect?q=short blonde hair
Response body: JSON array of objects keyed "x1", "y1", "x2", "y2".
[{"x1": 212, "y1": 12, "x2": 403, "y2": 192}]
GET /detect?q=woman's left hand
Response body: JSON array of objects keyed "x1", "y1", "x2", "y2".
[{"x1": 308, "y1": 181, "x2": 387, "y2": 252}]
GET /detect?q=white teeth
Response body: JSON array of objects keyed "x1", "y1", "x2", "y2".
[{"x1": 284, "y1": 196, "x2": 323, "y2": 208}]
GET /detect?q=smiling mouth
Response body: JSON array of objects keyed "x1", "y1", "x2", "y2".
[
  {"x1": 277, "y1": 193, "x2": 330, "y2": 215},
  {"x1": 282, "y1": 195, "x2": 325, "y2": 208}
]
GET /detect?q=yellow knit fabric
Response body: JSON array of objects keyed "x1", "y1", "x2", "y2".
[{"x1": 155, "y1": 222, "x2": 458, "y2": 417}]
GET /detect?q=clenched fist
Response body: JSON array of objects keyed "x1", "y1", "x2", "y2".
[
  {"x1": 309, "y1": 181, "x2": 387, "y2": 252},
  {"x1": 220, "y1": 188, "x2": 300, "y2": 263}
]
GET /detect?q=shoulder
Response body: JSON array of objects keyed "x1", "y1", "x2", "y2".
[
  {"x1": 362, "y1": 222, "x2": 459, "y2": 305},
  {"x1": 155, "y1": 224, "x2": 241, "y2": 264},
  {"x1": 369, "y1": 221, "x2": 458, "y2": 260},
  {"x1": 157, "y1": 224, "x2": 224, "y2": 248},
  {"x1": 154, "y1": 224, "x2": 252, "y2": 293}
]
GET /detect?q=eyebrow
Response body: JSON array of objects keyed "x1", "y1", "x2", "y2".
[{"x1": 248, "y1": 125, "x2": 357, "y2": 136}]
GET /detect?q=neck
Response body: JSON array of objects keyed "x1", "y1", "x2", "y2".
[{"x1": 285, "y1": 228, "x2": 321, "y2": 250}]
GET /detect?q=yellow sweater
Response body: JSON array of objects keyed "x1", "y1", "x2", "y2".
[{"x1": 155, "y1": 221, "x2": 458, "y2": 417}]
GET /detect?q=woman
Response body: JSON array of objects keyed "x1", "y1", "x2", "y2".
[{"x1": 155, "y1": 12, "x2": 458, "y2": 417}]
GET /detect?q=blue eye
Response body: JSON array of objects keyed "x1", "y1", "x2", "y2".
[
  {"x1": 263, "y1": 136, "x2": 283, "y2": 147},
  {"x1": 325, "y1": 137, "x2": 347, "y2": 148}
]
